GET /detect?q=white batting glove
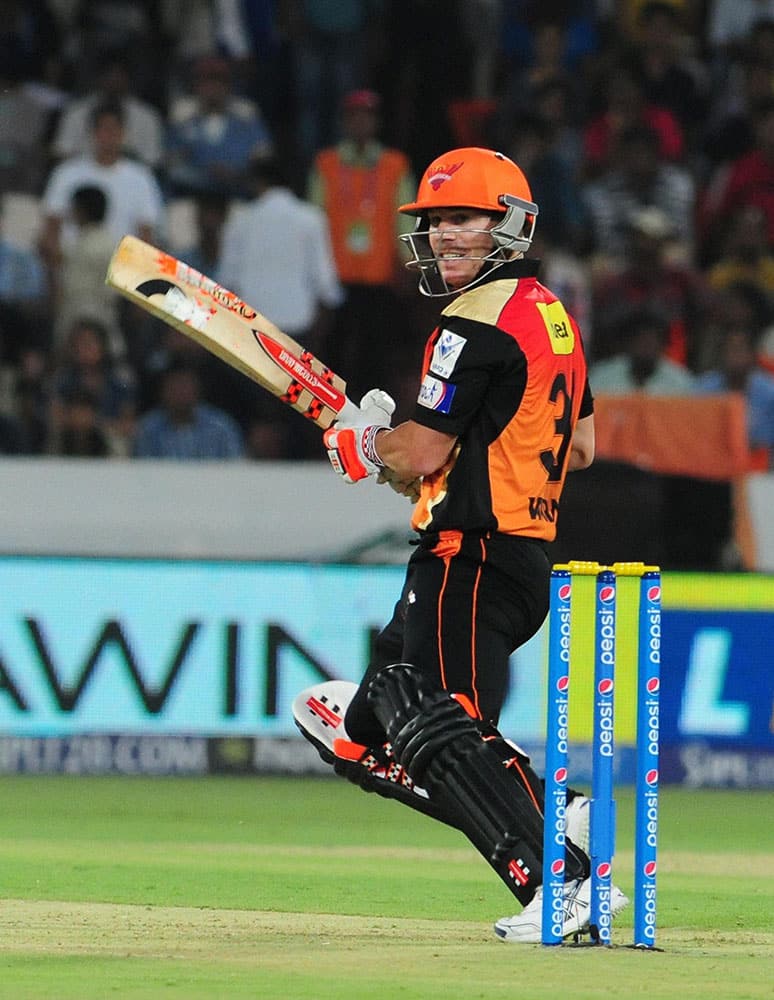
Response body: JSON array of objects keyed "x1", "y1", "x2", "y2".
[
  {"x1": 336, "y1": 389, "x2": 396, "y2": 428},
  {"x1": 324, "y1": 389, "x2": 395, "y2": 484}
]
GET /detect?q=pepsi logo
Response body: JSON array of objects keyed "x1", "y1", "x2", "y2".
[
  {"x1": 557, "y1": 675, "x2": 570, "y2": 693},
  {"x1": 599, "y1": 585, "x2": 616, "y2": 604},
  {"x1": 643, "y1": 861, "x2": 657, "y2": 877},
  {"x1": 645, "y1": 768, "x2": 659, "y2": 786},
  {"x1": 551, "y1": 859, "x2": 565, "y2": 877},
  {"x1": 647, "y1": 585, "x2": 661, "y2": 602},
  {"x1": 596, "y1": 862, "x2": 612, "y2": 879},
  {"x1": 558, "y1": 583, "x2": 572, "y2": 601},
  {"x1": 646, "y1": 677, "x2": 660, "y2": 695},
  {"x1": 554, "y1": 767, "x2": 568, "y2": 783},
  {"x1": 598, "y1": 678, "x2": 614, "y2": 696}
]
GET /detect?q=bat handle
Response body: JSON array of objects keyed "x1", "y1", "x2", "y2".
[{"x1": 335, "y1": 398, "x2": 362, "y2": 425}]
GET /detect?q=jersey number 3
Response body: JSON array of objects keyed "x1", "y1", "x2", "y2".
[{"x1": 540, "y1": 373, "x2": 573, "y2": 482}]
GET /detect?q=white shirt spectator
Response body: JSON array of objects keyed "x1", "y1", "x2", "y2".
[
  {"x1": 218, "y1": 187, "x2": 343, "y2": 338},
  {"x1": 52, "y1": 94, "x2": 164, "y2": 168},
  {"x1": 42, "y1": 155, "x2": 164, "y2": 249}
]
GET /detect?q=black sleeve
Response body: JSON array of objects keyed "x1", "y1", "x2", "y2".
[
  {"x1": 579, "y1": 375, "x2": 594, "y2": 418},
  {"x1": 411, "y1": 318, "x2": 525, "y2": 435}
]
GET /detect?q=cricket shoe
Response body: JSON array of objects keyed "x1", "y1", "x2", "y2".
[
  {"x1": 493, "y1": 877, "x2": 629, "y2": 944},
  {"x1": 565, "y1": 794, "x2": 590, "y2": 854}
]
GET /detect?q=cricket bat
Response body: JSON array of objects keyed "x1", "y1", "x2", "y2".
[{"x1": 106, "y1": 234, "x2": 354, "y2": 429}]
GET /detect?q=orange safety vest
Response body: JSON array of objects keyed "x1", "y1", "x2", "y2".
[{"x1": 315, "y1": 147, "x2": 409, "y2": 285}]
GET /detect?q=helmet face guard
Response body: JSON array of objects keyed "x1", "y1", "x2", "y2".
[
  {"x1": 399, "y1": 193, "x2": 539, "y2": 297},
  {"x1": 398, "y1": 148, "x2": 539, "y2": 297}
]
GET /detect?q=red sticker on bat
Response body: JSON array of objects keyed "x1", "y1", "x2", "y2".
[{"x1": 254, "y1": 330, "x2": 345, "y2": 411}]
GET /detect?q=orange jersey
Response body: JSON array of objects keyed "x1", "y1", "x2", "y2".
[{"x1": 410, "y1": 260, "x2": 592, "y2": 540}]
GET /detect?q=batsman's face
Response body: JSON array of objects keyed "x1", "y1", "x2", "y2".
[{"x1": 428, "y1": 208, "x2": 498, "y2": 289}]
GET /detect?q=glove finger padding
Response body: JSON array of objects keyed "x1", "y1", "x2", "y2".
[
  {"x1": 335, "y1": 389, "x2": 396, "y2": 429},
  {"x1": 324, "y1": 424, "x2": 385, "y2": 483},
  {"x1": 359, "y1": 388, "x2": 396, "y2": 424}
]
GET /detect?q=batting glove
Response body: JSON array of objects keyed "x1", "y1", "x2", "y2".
[
  {"x1": 377, "y1": 467, "x2": 422, "y2": 503},
  {"x1": 324, "y1": 389, "x2": 395, "y2": 484}
]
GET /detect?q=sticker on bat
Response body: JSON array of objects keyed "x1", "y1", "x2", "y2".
[
  {"x1": 136, "y1": 279, "x2": 215, "y2": 332},
  {"x1": 254, "y1": 330, "x2": 346, "y2": 411}
]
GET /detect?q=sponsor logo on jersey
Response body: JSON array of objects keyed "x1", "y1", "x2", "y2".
[
  {"x1": 537, "y1": 300, "x2": 575, "y2": 354},
  {"x1": 429, "y1": 330, "x2": 466, "y2": 378},
  {"x1": 418, "y1": 374, "x2": 456, "y2": 413}
]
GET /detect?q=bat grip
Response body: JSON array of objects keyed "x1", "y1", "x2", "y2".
[{"x1": 335, "y1": 398, "x2": 362, "y2": 425}]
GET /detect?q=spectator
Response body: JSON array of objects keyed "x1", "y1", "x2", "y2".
[
  {"x1": 286, "y1": 0, "x2": 381, "y2": 172},
  {"x1": 589, "y1": 306, "x2": 697, "y2": 394},
  {"x1": 6, "y1": 343, "x2": 48, "y2": 454},
  {"x1": 532, "y1": 76, "x2": 586, "y2": 181},
  {"x1": 49, "y1": 317, "x2": 136, "y2": 456},
  {"x1": 133, "y1": 361, "x2": 244, "y2": 460},
  {"x1": 51, "y1": 387, "x2": 112, "y2": 458},
  {"x1": 706, "y1": 2, "x2": 774, "y2": 70},
  {"x1": 628, "y1": 2, "x2": 709, "y2": 149},
  {"x1": 52, "y1": 185, "x2": 123, "y2": 359},
  {"x1": 218, "y1": 153, "x2": 343, "y2": 457},
  {"x1": 164, "y1": 54, "x2": 273, "y2": 199},
  {"x1": 50, "y1": 50, "x2": 165, "y2": 170},
  {"x1": 582, "y1": 63, "x2": 685, "y2": 178},
  {"x1": 59, "y1": 0, "x2": 163, "y2": 99},
  {"x1": 0, "y1": 0, "x2": 62, "y2": 88},
  {"x1": 307, "y1": 88, "x2": 415, "y2": 389},
  {"x1": 702, "y1": 50, "x2": 774, "y2": 171},
  {"x1": 591, "y1": 206, "x2": 709, "y2": 368},
  {"x1": 582, "y1": 124, "x2": 695, "y2": 267},
  {"x1": 0, "y1": 49, "x2": 55, "y2": 195},
  {"x1": 695, "y1": 325, "x2": 774, "y2": 470},
  {"x1": 39, "y1": 100, "x2": 164, "y2": 274},
  {"x1": 706, "y1": 203, "x2": 774, "y2": 296},
  {"x1": 505, "y1": 110, "x2": 587, "y2": 253},
  {"x1": 175, "y1": 191, "x2": 231, "y2": 280},
  {"x1": 502, "y1": 15, "x2": 577, "y2": 112},
  {"x1": 694, "y1": 279, "x2": 773, "y2": 375},
  {"x1": 219, "y1": 154, "x2": 343, "y2": 354},
  {"x1": 699, "y1": 96, "x2": 774, "y2": 264},
  {"x1": 0, "y1": 195, "x2": 50, "y2": 357}
]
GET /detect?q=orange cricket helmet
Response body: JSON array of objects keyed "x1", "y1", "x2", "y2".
[{"x1": 399, "y1": 146, "x2": 535, "y2": 217}]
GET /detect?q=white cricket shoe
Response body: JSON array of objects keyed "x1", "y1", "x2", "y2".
[
  {"x1": 493, "y1": 877, "x2": 629, "y2": 944},
  {"x1": 565, "y1": 795, "x2": 590, "y2": 853}
]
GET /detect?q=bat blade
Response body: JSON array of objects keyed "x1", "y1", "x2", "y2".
[{"x1": 106, "y1": 234, "x2": 350, "y2": 429}]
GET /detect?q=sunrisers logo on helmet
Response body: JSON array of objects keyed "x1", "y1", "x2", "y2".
[{"x1": 427, "y1": 162, "x2": 463, "y2": 191}]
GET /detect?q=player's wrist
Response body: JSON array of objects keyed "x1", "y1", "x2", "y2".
[{"x1": 363, "y1": 426, "x2": 386, "y2": 468}]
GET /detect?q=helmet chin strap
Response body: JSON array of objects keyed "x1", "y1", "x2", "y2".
[{"x1": 407, "y1": 244, "x2": 517, "y2": 298}]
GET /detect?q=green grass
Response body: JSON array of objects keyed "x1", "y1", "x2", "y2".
[{"x1": 0, "y1": 777, "x2": 772, "y2": 999}]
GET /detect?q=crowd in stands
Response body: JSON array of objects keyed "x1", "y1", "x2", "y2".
[{"x1": 1, "y1": 0, "x2": 774, "y2": 470}]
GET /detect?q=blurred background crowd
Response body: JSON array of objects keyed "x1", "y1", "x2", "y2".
[{"x1": 1, "y1": 0, "x2": 774, "y2": 468}]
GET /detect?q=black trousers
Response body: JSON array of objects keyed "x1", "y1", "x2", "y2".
[{"x1": 345, "y1": 530, "x2": 551, "y2": 747}]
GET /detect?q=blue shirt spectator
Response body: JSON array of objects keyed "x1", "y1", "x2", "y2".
[
  {"x1": 164, "y1": 55, "x2": 273, "y2": 199},
  {"x1": 0, "y1": 238, "x2": 47, "y2": 305},
  {"x1": 695, "y1": 327, "x2": 774, "y2": 461},
  {"x1": 133, "y1": 363, "x2": 244, "y2": 460}
]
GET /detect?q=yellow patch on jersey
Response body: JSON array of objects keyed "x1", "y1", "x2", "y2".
[{"x1": 536, "y1": 300, "x2": 575, "y2": 354}]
